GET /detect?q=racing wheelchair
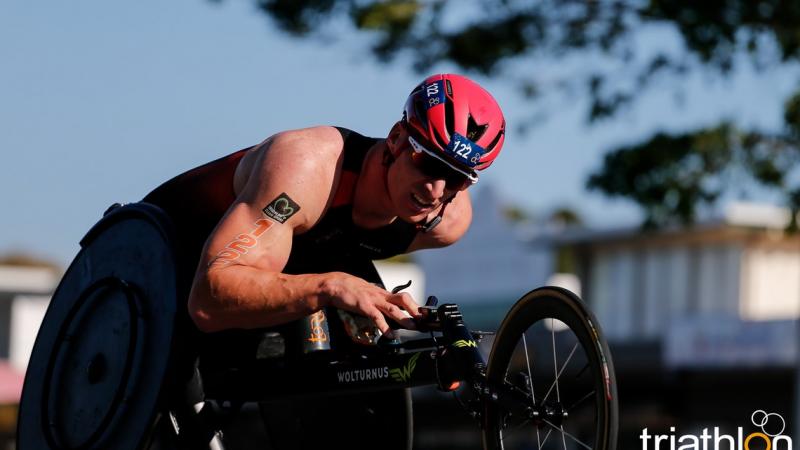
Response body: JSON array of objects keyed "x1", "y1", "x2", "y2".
[{"x1": 17, "y1": 203, "x2": 618, "y2": 450}]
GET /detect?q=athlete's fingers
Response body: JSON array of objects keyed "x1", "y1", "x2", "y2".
[
  {"x1": 363, "y1": 303, "x2": 393, "y2": 337},
  {"x1": 376, "y1": 301, "x2": 417, "y2": 330},
  {"x1": 388, "y1": 292, "x2": 421, "y2": 318}
]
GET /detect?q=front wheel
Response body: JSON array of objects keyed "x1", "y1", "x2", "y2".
[{"x1": 482, "y1": 287, "x2": 618, "y2": 450}]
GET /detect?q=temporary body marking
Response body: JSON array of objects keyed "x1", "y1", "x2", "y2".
[{"x1": 209, "y1": 218, "x2": 274, "y2": 268}]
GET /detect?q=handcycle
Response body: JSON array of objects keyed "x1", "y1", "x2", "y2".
[{"x1": 17, "y1": 203, "x2": 618, "y2": 450}]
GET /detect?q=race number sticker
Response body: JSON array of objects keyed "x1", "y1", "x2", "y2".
[
  {"x1": 263, "y1": 193, "x2": 301, "y2": 224},
  {"x1": 423, "y1": 80, "x2": 446, "y2": 110},
  {"x1": 445, "y1": 132, "x2": 485, "y2": 168}
]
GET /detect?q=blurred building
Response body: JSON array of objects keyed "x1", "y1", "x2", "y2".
[
  {"x1": 412, "y1": 199, "x2": 800, "y2": 448},
  {"x1": 0, "y1": 265, "x2": 58, "y2": 447},
  {"x1": 551, "y1": 202, "x2": 800, "y2": 446}
]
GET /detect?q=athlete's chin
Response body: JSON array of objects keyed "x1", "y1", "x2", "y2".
[
  {"x1": 403, "y1": 212, "x2": 428, "y2": 224},
  {"x1": 393, "y1": 205, "x2": 428, "y2": 224},
  {"x1": 405, "y1": 202, "x2": 437, "y2": 222}
]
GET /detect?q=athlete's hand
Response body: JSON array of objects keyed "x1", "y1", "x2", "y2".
[{"x1": 321, "y1": 272, "x2": 421, "y2": 337}]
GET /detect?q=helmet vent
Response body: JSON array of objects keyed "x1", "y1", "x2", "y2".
[
  {"x1": 445, "y1": 99, "x2": 455, "y2": 137},
  {"x1": 484, "y1": 124, "x2": 504, "y2": 152},
  {"x1": 414, "y1": 99, "x2": 428, "y2": 130},
  {"x1": 466, "y1": 115, "x2": 488, "y2": 141}
]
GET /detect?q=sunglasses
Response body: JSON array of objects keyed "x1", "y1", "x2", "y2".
[{"x1": 407, "y1": 135, "x2": 479, "y2": 190}]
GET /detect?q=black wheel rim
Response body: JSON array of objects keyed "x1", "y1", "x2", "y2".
[{"x1": 484, "y1": 289, "x2": 616, "y2": 450}]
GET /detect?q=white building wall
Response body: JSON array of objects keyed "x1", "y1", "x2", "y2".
[
  {"x1": 642, "y1": 248, "x2": 668, "y2": 338},
  {"x1": 695, "y1": 245, "x2": 741, "y2": 315},
  {"x1": 590, "y1": 250, "x2": 636, "y2": 340},
  {"x1": 741, "y1": 247, "x2": 800, "y2": 320},
  {"x1": 666, "y1": 247, "x2": 690, "y2": 318},
  {"x1": 591, "y1": 243, "x2": 744, "y2": 341},
  {"x1": 719, "y1": 245, "x2": 742, "y2": 315},
  {"x1": 10, "y1": 295, "x2": 51, "y2": 372},
  {"x1": 696, "y1": 247, "x2": 719, "y2": 314}
]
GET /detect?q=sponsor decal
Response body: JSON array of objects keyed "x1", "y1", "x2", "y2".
[
  {"x1": 307, "y1": 310, "x2": 328, "y2": 343},
  {"x1": 587, "y1": 318, "x2": 613, "y2": 401},
  {"x1": 444, "y1": 132, "x2": 485, "y2": 168},
  {"x1": 390, "y1": 352, "x2": 421, "y2": 383},
  {"x1": 453, "y1": 339, "x2": 477, "y2": 348},
  {"x1": 640, "y1": 410, "x2": 791, "y2": 450},
  {"x1": 262, "y1": 192, "x2": 300, "y2": 224},
  {"x1": 336, "y1": 367, "x2": 390, "y2": 383},
  {"x1": 358, "y1": 242, "x2": 383, "y2": 254},
  {"x1": 423, "y1": 80, "x2": 446, "y2": 110},
  {"x1": 209, "y1": 218, "x2": 273, "y2": 267}
]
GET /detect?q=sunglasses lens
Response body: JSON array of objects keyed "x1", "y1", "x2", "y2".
[{"x1": 410, "y1": 149, "x2": 470, "y2": 189}]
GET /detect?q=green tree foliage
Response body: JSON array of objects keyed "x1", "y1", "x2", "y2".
[{"x1": 247, "y1": 0, "x2": 800, "y2": 226}]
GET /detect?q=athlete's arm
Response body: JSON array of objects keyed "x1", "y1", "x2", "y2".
[
  {"x1": 187, "y1": 127, "x2": 419, "y2": 334},
  {"x1": 406, "y1": 189, "x2": 473, "y2": 252}
]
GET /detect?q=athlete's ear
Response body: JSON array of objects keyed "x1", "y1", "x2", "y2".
[{"x1": 386, "y1": 121, "x2": 405, "y2": 158}]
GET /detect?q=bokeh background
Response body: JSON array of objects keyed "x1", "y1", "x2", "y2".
[{"x1": 2, "y1": 0, "x2": 800, "y2": 448}]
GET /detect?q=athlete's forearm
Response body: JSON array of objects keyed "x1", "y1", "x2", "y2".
[{"x1": 187, "y1": 265, "x2": 334, "y2": 333}]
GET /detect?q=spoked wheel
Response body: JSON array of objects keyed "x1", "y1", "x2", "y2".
[{"x1": 482, "y1": 287, "x2": 618, "y2": 450}]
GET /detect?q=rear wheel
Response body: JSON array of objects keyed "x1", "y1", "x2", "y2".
[{"x1": 482, "y1": 287, "x2": 617, "y2": 450}]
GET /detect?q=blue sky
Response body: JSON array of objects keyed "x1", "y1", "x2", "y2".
[{"x1": 1, "y1": 0, "x2": 797, "y2": 266}]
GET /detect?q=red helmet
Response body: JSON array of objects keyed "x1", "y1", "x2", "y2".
[{"x1": 403, "y1": 74, "x2": 506, "y2": 171}]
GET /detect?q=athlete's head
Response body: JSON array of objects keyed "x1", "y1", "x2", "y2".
[
  {"x1": 384, "y1": 74, "x2": 505, "y2": 221},
  {"x1": 403, "y1": 74, "x2": 505, "y2": 175}
]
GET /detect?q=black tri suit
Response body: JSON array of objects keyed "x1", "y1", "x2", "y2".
[{"x1": 143, "y1": 127, "x2": 420, "y2": 450}]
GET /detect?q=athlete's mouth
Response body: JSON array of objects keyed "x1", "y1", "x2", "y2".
[{"x1": 411, "y1": 193, "x2": 435, "y2": 210}]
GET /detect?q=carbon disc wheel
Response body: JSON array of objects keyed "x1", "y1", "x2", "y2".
[
  {"x1": 17, "y1": 203, "x2": 178, "y2": 450},
  {"x1": 482, "y1": 287, "x2": 618, "y2": 450}
]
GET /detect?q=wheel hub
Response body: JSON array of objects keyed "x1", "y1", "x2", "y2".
[{"x1": 528, "y1": 403, "x2": 568, "y2": 427}]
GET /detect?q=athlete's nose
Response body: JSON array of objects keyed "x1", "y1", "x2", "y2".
[{"x1": 424, "y1": 179, "x2": 446, "y2": 201}]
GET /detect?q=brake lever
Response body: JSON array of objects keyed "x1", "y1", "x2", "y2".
[
  {"x1": 391, "y1": 280, "x2": 413, "y2": 294},
  {"x1": 385, "y1": 283, "x2": 441, "y2": 332}
]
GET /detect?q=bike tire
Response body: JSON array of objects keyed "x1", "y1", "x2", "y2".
[{"x1": 482, "y1": 287, "x2": 618, "y2": 450}]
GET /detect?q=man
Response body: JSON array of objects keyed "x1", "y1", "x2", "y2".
[{"x1": 143, "y1": 73, "x2": 505, "y2": 448}]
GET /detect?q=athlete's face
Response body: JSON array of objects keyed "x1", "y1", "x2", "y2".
[{"x1": 386, "y1": 123, "x2": 475, "y2": 221}]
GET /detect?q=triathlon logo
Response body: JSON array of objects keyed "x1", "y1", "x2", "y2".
[
  {"x1": 263, "y1": 193, "x2": 300, "y2": 224},
  {"x1": 640, "y1": 410, "x2": 791, "y2": 450},
  {"x1": 390, "y1": 352, "x2": 421, "y2": 383}
]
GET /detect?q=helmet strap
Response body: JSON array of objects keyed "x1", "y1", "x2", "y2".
[{"x1": 416, "y1": 194, "x2": 455, "y2": 233}]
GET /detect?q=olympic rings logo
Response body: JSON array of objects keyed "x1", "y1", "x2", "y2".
[
  {"x1": 751, "y1": 410, "x2": 785, "y2": 437},
  {"x1": 744, "y1": 411, "x2": 788, "y2": 450}
]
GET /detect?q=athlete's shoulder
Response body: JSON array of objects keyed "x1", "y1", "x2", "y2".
[
  {"x1": 267, "y1": 125, "x2": 346, "y2": 156},
  {"x1": 232, "y1": 126, "x2": 347, "y2": 232}
]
